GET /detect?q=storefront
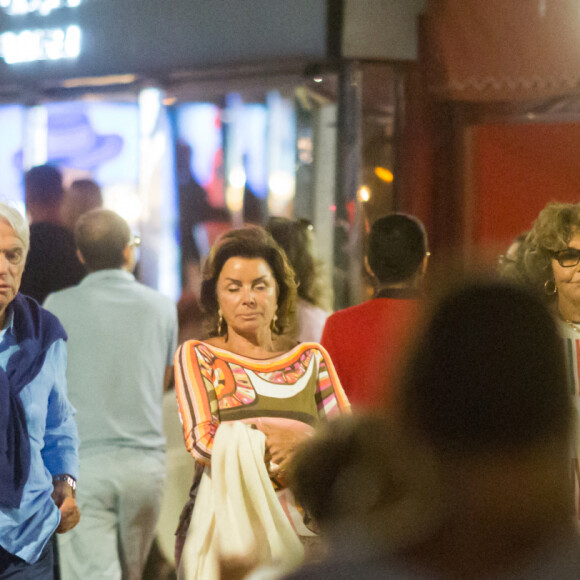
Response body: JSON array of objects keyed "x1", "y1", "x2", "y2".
[
  {"x1": 0, "y1": 0, "x2": 427, "y2": 306},
  {"x1": 405, "y1": 0, "x2": 580, "y2": 265}
]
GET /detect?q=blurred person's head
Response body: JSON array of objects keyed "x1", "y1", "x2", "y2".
[
  {"x1": 400, "y1": 280, "x2": 571, "y2": 454},
  {"x1": 524, "y1": 202, "x2": 580, "y2": 320},
  {"x1": 0, "y1": 203, "x2": 28, "y2": 326},
  {"x1": 62, "y1": 179, "x2": 103, "y2": 231},
  {"x1": 393, "y1": 278, "x2": 574, "y2": 576},
  {"x1": 265, "y1": 217, "x2": 324, "y2": 308},
  {"x1": 201, "y1": 226, "x2": 297, "y2": 337},
  {"x1": 290, "y1": 416, "x2": 402, "y2": 529},
  {"x1": 368, "y1": 214, "x2": 428, "y2": 288},
  {"x1": 75, "y1": 209, "x2": 137, "y2": 273},
  {"x1": 288, "y1": 414, "x2": 441, "y2": 560},
  {"x1": 24, "y1": 164, "x2": 64, "y2": 224},
  {"x1": 498, "y1": 231, "x2": 530, "y2": 285}
]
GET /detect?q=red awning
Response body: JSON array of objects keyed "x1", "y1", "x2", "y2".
[{"x1": 424, "y1": 0, "x2": 580, "y2": 102}]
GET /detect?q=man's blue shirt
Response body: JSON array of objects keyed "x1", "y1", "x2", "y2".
[{"x1": 0, "y1": 311, "x2": 79, "y2": 564}]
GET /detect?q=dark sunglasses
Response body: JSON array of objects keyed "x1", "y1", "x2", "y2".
[{"x1": 554, "y1": 248, "x2": 580, "y2": 267}]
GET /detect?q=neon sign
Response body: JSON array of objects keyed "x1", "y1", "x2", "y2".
[
  {"x1": 0, "y1": 0, "x2": 82, "y2": 63},
  {"x1": 0, "y1": 0, "x2": 81, "y2": 16},
  {"x1": 0, "y1": 25, "x2": 80, "y2": 63}
]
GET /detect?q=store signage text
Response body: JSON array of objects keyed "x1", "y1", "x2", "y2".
[
  {"x1": 0, "y1": 0, "x2": 82, "y2": 64},
  {"x1": 0, "y1": 0, "x2": 81, "y2": 16}
]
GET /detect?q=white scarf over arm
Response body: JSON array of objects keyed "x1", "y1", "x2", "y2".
[{"x1": 179, "y1": 422, "x2": 304, "y2": 580}]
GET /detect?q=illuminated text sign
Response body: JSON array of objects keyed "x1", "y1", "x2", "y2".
[
  {"x1": 0, "y1": 0, "x2": 81, "y2": 16},
  {"x1": 0, "y1": 25, "x2": 80, "y2": 62},
  {"x1": 0, "y1": 0, "x2": 82, "y2": 63}
]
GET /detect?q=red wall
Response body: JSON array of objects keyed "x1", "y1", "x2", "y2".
[{"x1": 472, "y1": 122, "x2": 580, "y2": 252}]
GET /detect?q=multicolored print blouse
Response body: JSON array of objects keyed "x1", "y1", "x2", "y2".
[
  {"x1": 561, "y1": 320, "x2": 580, "y2": 517},
  {"x1": 174, "y1": 340, "x2": 350, "y2": 465}
]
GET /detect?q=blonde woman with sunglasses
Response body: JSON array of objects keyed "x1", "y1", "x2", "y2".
[{"x1": 523, "y1": 201, "x2": 580, "y2": 517}]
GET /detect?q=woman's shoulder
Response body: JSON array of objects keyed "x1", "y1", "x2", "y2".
[
  {"x1": 177, "y1": 338, "x2": 328, "y2": 368},
  {"x1": 179, "y1": 337, "x2": 223, "y2": 349},
  {"x1": 176, "y1": 338, "x2": 219, "y2": 361},
  {"x1": 284, "y1": 341, "x2": 330, "y2": 361}
]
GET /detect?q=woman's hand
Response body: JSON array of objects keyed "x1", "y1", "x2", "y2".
[{"x1": 260, "y1": 423, "x2": 312, "y2": 477}]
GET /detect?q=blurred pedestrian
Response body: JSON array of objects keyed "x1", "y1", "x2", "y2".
[
  {"x1": 176, "y1": 141, "x2": 229, "y2": 296},
  {"x1": 20, "y1": 164, "x2": 85, "y2": 303},
  {"x1": 288, "y1": 415, "x2": 418, "y2": 562},
  {"x1": 266, "y1": 217, "x2": 330, "y2": 345},
  {"x1": 286, "y1": 279, "x2": 579, "y2": 579},
  {"x1": 394, "y1": 279, "x2": 577, "y2": 578},
  {"x1": 61, "y1": 178, "x2": 103, "y2": 231},
  {"x1": 498, "y1": 230, "x2": 529, "y2": 284}
]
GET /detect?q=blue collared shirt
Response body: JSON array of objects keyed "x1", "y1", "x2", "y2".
[{"x1": 0, "y1": 310, "x2": 79, "y2": 564}]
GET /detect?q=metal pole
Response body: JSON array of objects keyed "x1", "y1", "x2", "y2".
[
  {"x1": 392, "y1": 64, "x2": 406, "y2": 212},
  {"x1": 334, "y1": 59, "x2": 363, "y2": 308}
]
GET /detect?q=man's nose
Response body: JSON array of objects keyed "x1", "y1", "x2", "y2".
[{"x1": 0, "y1": 253, "x2": 9, "y2": 274}]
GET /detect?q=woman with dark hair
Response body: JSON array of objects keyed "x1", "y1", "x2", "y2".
[
  {"x1": 174, "y1": 226, "x2": 349, "y2": 578},
  {"x1": 265, "y1": 217, "x2": 330, "y2": 344}
]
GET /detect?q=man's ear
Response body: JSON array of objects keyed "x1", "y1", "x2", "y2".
[
  {"x1": 421, "y1": 252, "x2": 430, "y2": 277},
  {"x1": 122, "y1": 244, "x2": 132, "y2": 266},
  {"x1": 364, "y1": 255, "x2": 374, "y2": 278},
  {"x1": 76, "y1": 249, "x2": 85, "y2": 265}
]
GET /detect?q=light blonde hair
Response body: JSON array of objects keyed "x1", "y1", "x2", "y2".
[{"x1": 524, "y1": 202, "x2": 580, "y2": 299}]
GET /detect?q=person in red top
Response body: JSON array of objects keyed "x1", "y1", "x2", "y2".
[{"x1": 321, "y1": 213, "x2": 428, "y2": 410}]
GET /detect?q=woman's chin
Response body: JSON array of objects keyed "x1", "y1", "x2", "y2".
[{"x1": 231, "y1": 323, "x2": 269, "y2": 338}]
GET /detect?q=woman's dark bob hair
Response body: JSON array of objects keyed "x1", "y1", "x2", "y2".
[{"x1": 200, "y1": 226, "x2": 297, "y2": 336}]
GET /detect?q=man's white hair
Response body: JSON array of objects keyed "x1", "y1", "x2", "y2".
[{"x1": 0, "y1": 202, "x2": 30, "y2": 254}]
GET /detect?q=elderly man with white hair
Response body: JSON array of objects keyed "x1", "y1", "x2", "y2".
[{"x1": 0, "y1": 202, "x2": 80, "y2": 578}]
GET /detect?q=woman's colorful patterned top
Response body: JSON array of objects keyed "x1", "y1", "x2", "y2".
[
  {"x1": 560, "y1": 320, "x2": 580, "y2": 517},
  {"x1": 174, "y1": 340, "x2": 350, "y2": 465}
]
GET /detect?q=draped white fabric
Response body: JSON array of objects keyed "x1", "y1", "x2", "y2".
[{"x1": 178, "y1": 422, "x2": 304, "y2": 580}]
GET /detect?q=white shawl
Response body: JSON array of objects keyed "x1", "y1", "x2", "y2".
[{"x1": 178, "y1": 422, "x2": 304, "y2": 580}]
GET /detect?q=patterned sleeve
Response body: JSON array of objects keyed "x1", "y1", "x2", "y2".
[
  {"x1": 313, "y1": 344, "x2": 351, "y2": 420},
  {"x1": 174, "y1": 341, "x2": 220, "y2": 465}
]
